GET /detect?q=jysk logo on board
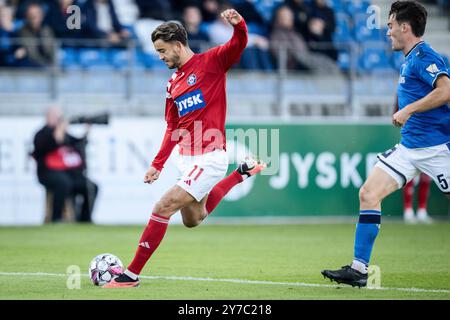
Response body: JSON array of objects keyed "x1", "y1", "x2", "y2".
[{"x1": 174, "y1": 89, "x2": 206, "y2": 117}]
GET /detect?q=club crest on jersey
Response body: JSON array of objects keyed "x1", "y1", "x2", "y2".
[
  {"x1": 174, "y1": 89, "x2": 206, "y2": 117},
  {"x1": 187, "y1": 74, "x2": 197, "y2": 85}
]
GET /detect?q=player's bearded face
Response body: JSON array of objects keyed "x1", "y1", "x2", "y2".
[{"x1": 154, "y1": 40, "x2": 182, "y2": 69}]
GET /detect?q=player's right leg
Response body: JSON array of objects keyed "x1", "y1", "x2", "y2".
[
  {"x1": 204, "y1": 156, "x2": 267, "y2": 214},
  {"x1": 322, "y1": 144, "x2": 418, "y2": 287},
  {"x1": 103, "y1": 185, "x2": 196, "y2": 288},
  {"x1": 179, "y1": 155, "x2": 267, "y2": 228}
]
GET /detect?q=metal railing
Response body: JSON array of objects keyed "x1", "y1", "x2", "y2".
[{"x1": 0, "y1": 37, "x2": 400, "y2": 118}]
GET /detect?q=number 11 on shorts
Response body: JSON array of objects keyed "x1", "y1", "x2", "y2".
[{"x1": 188, "y1": 165, "x2": 204, "y2": 182}]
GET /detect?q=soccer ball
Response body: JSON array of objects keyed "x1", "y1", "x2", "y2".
[{"x1": 88, "y1": 253, "x2": 124, "y2": 286}]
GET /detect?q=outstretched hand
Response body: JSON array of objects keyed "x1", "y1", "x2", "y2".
[
  {"x1": 221, "y1": 9, "x2": 243, "y2": 26},
  {"x1": 144, "y1": 166, "x2": 160, "y2": 184}
]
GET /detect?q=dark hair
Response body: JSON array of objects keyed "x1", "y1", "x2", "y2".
[
  {"x1": 151, "y1": 21, "x2": 188, "y2": 46},
  {"x1": 389, "y1": 1, "x2": 427, "y2": 37}
]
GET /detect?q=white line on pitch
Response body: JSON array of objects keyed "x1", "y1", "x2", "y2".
[{"x1": 1, "y1": 272, "x2": 450, "y2": 294}]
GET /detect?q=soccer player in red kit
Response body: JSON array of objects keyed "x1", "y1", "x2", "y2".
[{"x1": 103, "y1": 9, "x2": 266, "y2": 288}]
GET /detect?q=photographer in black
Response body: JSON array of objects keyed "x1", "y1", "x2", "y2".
[{"x1": 32, "y1": 106, "x2": 99, "y2": 223}]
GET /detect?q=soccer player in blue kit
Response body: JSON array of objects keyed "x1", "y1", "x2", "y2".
[{"x1": 321, "y1": 1, "x2": 450, "y2": 287}]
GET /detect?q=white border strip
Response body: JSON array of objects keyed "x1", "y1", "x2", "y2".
[{"x1": 1, "y1": 272, "x2": 450, "y2": 294}]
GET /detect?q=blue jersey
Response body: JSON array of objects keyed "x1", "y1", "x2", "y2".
[{"x1": 397, "y1": 41, "x2": 450, "y2": 148}]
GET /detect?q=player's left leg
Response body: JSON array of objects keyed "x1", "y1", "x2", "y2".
[
  {"x1": 322, "y1": 167, "x2": 400, "y2": 287},
  {"x1": 180, "y1": 196, "x2": 208, "y2": 228}
]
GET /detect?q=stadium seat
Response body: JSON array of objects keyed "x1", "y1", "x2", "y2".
[
  {"x1": 330, "y1": 0, "x2": 346, "y2": 11},
  {"x1": 109, "y1": 49, "x2": 130, "y2": 70},
  {"x1": 59, "y1": 47, "x2": 79, "y2": 70},
  {"x1": 346, "y1": 0, "x2": 371, "y2": 14},
  {"x1": 135, "y1": 48, "x2": 166, "y2": 70},
  {"x1": 333, "y1": 12, "x2": 353, "y2": 42},
  {"x1": 199, "y1": 22, "x2": 212, "y2": 37},
  {"x1": 337, "y1": 50, "x2": 351, "y2": 70},
  {"x1": 246, "y1": 22, "x2": 268, "y2": 37},
  {"x1": 391, "y1": 51, "x2": 404, "y2": 70},
  {"x1": 122, "y1": 25, "x2": 138, "y2": 40},
  {"x1": 78, "y1": 48, "x2": 112, "y2": 70},
  {"x1": 359, "y1": 43, "x2": 392, "y2": 72}
]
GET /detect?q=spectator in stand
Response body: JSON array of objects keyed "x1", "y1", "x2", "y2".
[
  {"x1": 45, "y1": 0, "x2": 82, "y2": 43},
  {"x1": 233, "y1": 0, "x2": 266, "y2": 27},
  {"x1": 182, "y1": 5, "x2": 210, "y2": 53},
  {"x1": 269, "y1": 5, "x2": 339, "y2": 73},
  {"x1": 81, "y1": 0, "x2": 130, "y2": 47},
  {"x1": 135, "y1": 0, "x2": 172, "y2": 20},
  {"x1": 15, "y1": 2, "x2": 55, "y2": 67},
  {"x1": 286, "y1": 0, "x2": 311, "y2": 39},
  {"x1": 201, "y1": 0, "x2": 221, "y2": 22},
  {"x1": 0, "y1": 4, "x2": 15, "y2": 66},
  {"x1": 170, "y1": 0, "x2": 202, "y2": 21},
  {"x1": 31, "y1": 106, "x2": 98, "y2": 223},
  {"x1": 12, "y1": 0, "x2": 41, "y2": 20},
  {"x1": 208, "y1": 2, "x2": 273, "y2": 70},
  {"x1": 306, "y1": 0, "x2": 337, "y2": 61}
]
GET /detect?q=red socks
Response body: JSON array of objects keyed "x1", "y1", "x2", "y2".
[
  {"x1": 127, "y1": 171, "x2": 244, "y2": 275},
  {"x1": 417, "y1": 175, "x2": 430, "y2": 209},
  {"x1": 403, "y1": 175, "x2": 431, "y2": 211},
  {"x1": 205, "y1": 171, "x2": 243, "y2": 214},
  {"x1": 127, "y1": 213, "x2": 170, "y2": 275},
  {"x1": 403, "y1": 180, "x2": 414, "y2": 210}
]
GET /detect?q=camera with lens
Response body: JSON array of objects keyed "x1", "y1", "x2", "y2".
[{"x1": 69, "y1": 112, "x2": 110, "y2": 125}]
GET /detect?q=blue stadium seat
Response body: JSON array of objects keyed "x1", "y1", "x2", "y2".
[
  {"x1": 246, "y1": 22, "x2": 268, "y2": 37},
  {"x1": 78, "y1": 48, "x2": 112, "y2": 70},
  {"x1": 109, "y1": 49, "x2": 129, "y2": 70},
  {"x1": 59, "y1": 47, "x2": 79, "y2": 70},
  {"x1": 122, "y1": 25, "x2": 138, "y2": 40},
  {"x1": 13, "y1": 19, "x2": 24, "y2": 32},
  {"x1": 346, "y1": 0, "x2": 371, "y2": 14},
  {"x1": 330, "y1": 0, "x2": 346, "y2": 11},
  {"x1": 337, "y1": 50, "x2": 350, "y2": 70},
  {"x1": 199, "y1": 22, "x2": 212, "y2": 36},
  {"x1": 135, "y1": 48, "x2": 166, "y2": 70},
  {"x1": 359, "y1": 43, "x2": 392, "y2": 72},
  {"x1": 391, "y1": 51, "x2": 404, "y2": 70},
  {"x1": 333, "y1": 12, "x2": 353, "y2": 42}
]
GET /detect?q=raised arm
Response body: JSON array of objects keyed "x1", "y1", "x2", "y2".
[{"x1": 214, "y1": 9, "x2": 248, "y2": 72}]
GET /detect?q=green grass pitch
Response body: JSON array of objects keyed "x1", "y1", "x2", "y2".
[{"x1": 1, "y1": 222, "x2": 450, "y2": 299}]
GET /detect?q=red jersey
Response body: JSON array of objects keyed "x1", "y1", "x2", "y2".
[{"x1": 151, "y1": 19, "x2": 248, "y2": 172}]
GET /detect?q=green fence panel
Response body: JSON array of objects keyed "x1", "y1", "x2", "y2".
[{"x1": 214, "y1": 123, "x2": 448, "y2": 218}]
